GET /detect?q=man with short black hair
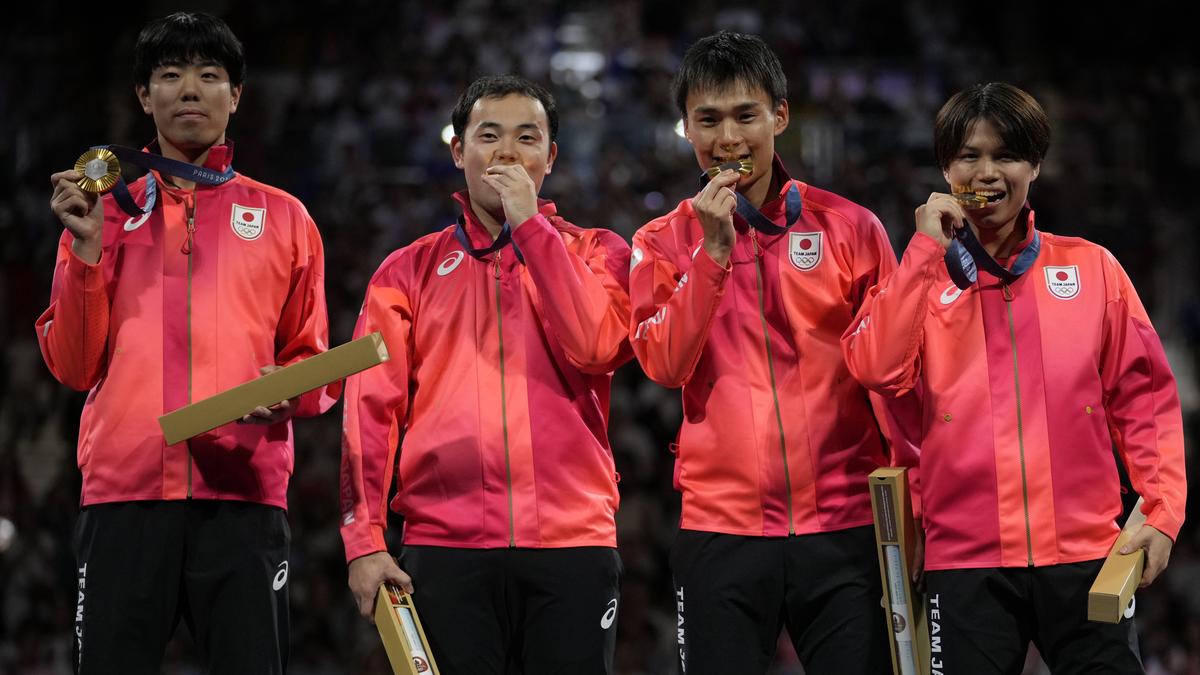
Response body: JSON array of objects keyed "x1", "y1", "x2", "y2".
[
  {"x1": 341, "y1": 74, "x2": 632, "y2": 675},
  {"x1": 39, "y1": 11, "x2": 336, "y2": 674},
  {"x1": 844, "y1": 82, "x2": 1185, "y2": 674},
  {"x1": 629, "y1": 31, "x2": 899, "y2": 674}
]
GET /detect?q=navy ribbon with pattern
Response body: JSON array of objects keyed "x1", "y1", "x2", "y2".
[
  {"x1": 96, "y1": 145, "x2": 235, "y2": 217},
  {"x1": 453, "y1": 216, "x2": 525, "y2": 264},
  {"x1": 944, "y1": 213, "x2": 1041, "y2": 289},
  {"x1": 698, "y1": 170, "x2": 803, "y2": 235}
]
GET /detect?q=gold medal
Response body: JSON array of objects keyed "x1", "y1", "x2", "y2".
[
  {"x1": 705, "y1": 157, "x2": 754, "y2": 179},
  {"x1": 951, "y1": 184, "x2": 989, "y2": 209},
  {"x1": 74, "y1": 148, "x2": 122, "y2": 193}
]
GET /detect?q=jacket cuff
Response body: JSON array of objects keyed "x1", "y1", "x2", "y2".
[
  {"x1": 1144, "y1": 504, "x2": 1183, "y2": 542},
  {"x1": 343, "y1": 524, "x2": 389, "y2": 563},
  {"x1": 510, "y1": 213, "x2": 556, "y2": 254},
  {"x1": 65, "y1": 247, "x2": 105, "y2": 292},
  {"x1": 906, "y1": 231, "x2": 949, "y2": 265},
  {"x1": 694, "y1": 243, "x2": 733, "y2": 279}
]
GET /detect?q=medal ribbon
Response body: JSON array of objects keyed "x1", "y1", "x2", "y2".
[
  {"x1": 944, "y1": 211, "x2": 1041, "y2": 289},
  {"x1": 453, "y1": 216, "x2": 525, "y2": 264},
  {"x1": 698, "y1": 171, "x2": 803, "y2": 235},
  {"x1": 95, "y1": 145, "x2": 236, "y2": 217}
]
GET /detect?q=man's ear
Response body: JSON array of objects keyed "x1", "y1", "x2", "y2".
[
  {"x1": 450, "y1": 136, "x2": 465, "y2": 169},
  {"x1": 545, "y1": 141, "x2": 558, "y2": 174},
  {"x1": 136, "y1": 84, "x2": 152, "y2": 114},
  {"x1": 773, "y1": 99, "x2": 789, "y2": 136},
  {"x1": 229, "y1": 83, "x2": 244, "y2": 114}
]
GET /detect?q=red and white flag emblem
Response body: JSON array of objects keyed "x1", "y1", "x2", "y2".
[
  {"x1": 789, "y1": 232, "x2": 822, "y2": 271},
  {"x1": 231, "y1": 204, "x2": 265, "y2": 241},
  {"x1": 1044, "y1": 265, "x2": 1080, "y2": 299}
]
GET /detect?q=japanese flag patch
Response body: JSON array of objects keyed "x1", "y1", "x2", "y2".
[
  {"x1": 1044, "y1": 265, "x2": 1080, "y2": 299},
  {"x1": 789, "y1": 232, "x2": 822, "y2": 271},
  {"x1": 231, "y1": 204, "x2": 265, "y2": 241}
]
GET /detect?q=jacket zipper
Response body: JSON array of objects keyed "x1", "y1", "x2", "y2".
[
  {"x1": 751, "y1": 231, "x2": 795, "y2": 534},
  {"x1": 183, "y1": 191, "x2": 196, "y2": 499},
  {"x1": 1003, "y1": 283, "x2": 1034, "y2": 565},
  {"x1": 494, "y1": 251, "x2": 516, "y2": 547}
]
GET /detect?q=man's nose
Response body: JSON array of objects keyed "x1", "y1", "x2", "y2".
[
  {"x1": 975, "y1": 157, "x2": 1001, "y2": 183},
  {"x1": 718, "y1": 119, "x2": 743, "y2": 148},
  {"x1": 492, "y1": 143, "x2": 519, "y2": 164},
  {"x1": 178, "y1": 70, "x2": 201, "y2": 100}
]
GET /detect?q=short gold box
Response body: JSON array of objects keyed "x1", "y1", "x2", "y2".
[
  {"x1": 1088, "y1": 498, "x2": 1146, "y2": 624},
  {"x1": 869, "y1": 467, "x2": 929, "y2": 675},
  {"x1": 375, "y1": 583, "x2": 440, "y2": 675}
]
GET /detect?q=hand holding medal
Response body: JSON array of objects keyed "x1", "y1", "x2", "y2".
[
  {"x1": 931, "y1": 184, "x2": 1041, "y2": 290},
  {"x1": 694, "y1": 159, "x2": 750, "y2": 265},
  {"x1": 64, "y1": 144, "x2": 237, "y2": 220},
  {"x1": 697, "y1": 155, "x2": 803, "y2": 237},
  {"x1": 50, "y1": 159, "x2": 107, "y2": 264}
]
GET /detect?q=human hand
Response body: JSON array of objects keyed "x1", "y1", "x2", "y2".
[
  {"x1": 239, "y1": 365, "x2": 300, "y2": 425},
  {"x1": 1121, "y1": 524, "x2": 1174, "y2": 588},
  {"x1": 914, "y1": 192, "x2": 968, "y2": 250},
  {"x1": 348, "y1": 551, "x2": 414, "y2": 618},
  {"x1": 694, "y1": 169, "x2": 740, "y2": 266},
  {"x1": 50, "y1": 170, "x2": 104, "y2": 264},
  {"x1": 481, "y1": 164, "x2": 539, "y2": 229}
]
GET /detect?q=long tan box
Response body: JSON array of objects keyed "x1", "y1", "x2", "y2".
[
  {"x1": 158, "y1": 332, "x2": 389, "y2": 445},
  {"x1": 1088, "y1": 497, "x2": 1147, "y2": 623},
  {"x1": 375, "y1": 583, "x2": 440, "y2": 675},
  {"x1": 869, "y1": 467, "x2": 929, "y2": 675}
]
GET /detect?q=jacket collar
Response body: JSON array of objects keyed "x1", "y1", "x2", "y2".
[
  {"x1": 993, "y1": 205, "x2": 1038, "y2": 265},
  {"x1": 451, "y1": 190, "x2": 557, "y2": 250},
  {"x1": 147, "y1": 139, "x2": 235, "y2": 193},
  {"x1": 732, "y1": 154, "x2": 796, "y2": 234}
]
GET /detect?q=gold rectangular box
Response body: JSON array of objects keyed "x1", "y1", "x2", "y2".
[
  {"x1": 869, "y1": 467, "x2": 930, "y2": 675},
  {"x1": 158, "y1": 332, "x2": 389, "y2": 445},
  {"x1": 375, "y1": 583, "x2": 440, "y2": 675},
  {"x1": 1088, "y1": 498, "x2": 1146, "y2": 623}
]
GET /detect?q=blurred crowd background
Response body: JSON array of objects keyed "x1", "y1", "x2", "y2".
[{"x1": 2, "y1": 1, "x2": 1199, "y2": 673}]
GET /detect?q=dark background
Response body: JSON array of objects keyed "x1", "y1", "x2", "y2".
[{"x1": 2, "y1": 1, "x2": 1198, "y2": 673}]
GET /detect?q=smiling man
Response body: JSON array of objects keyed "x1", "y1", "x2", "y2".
[
  {"x1": 37, "y1": 11, "x2": 337, "y2": 675},
  {"x1": 340, "y1": 75, "x2": 632, "y2": 675},
  {"x1": 843, "y1": 82, "x2": 1186, "y2": 674},
  {"x1": 628, "y1": 31, "x2": 900, "y2": 674}
]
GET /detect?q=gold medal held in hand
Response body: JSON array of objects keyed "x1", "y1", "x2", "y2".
[
  {"x1": 705, "y1": 157, "x2": 754, "y2": 179},
  {"x1": 74, "y1": 148, "x2": 122, "y2": 193}
]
